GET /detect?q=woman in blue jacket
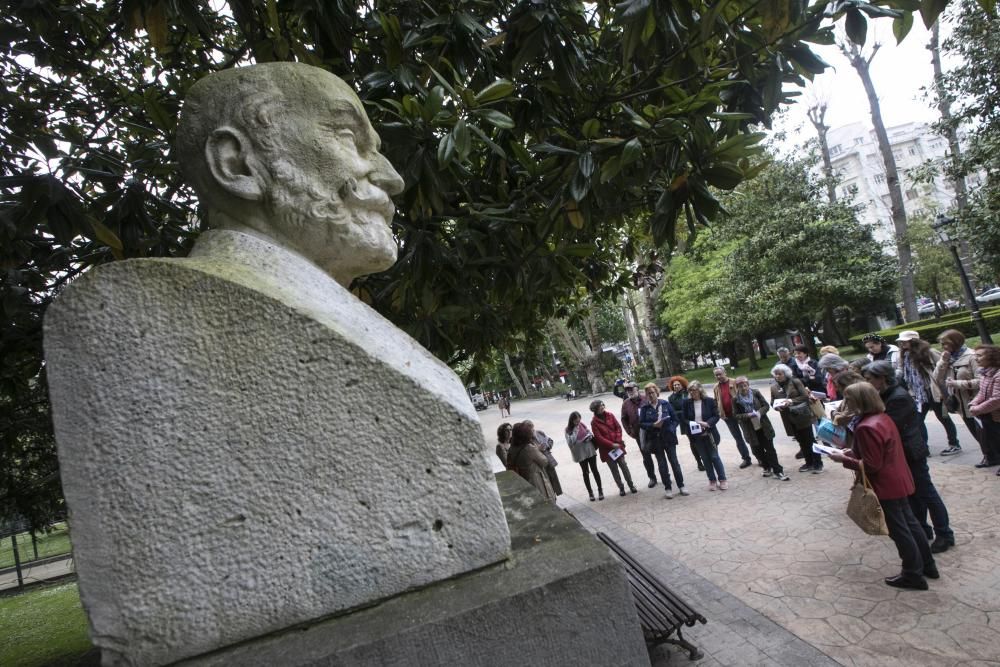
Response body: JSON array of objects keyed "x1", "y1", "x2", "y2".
[
  {"x1": 682, "y1": 381, "x2": 728, "y2": 490},
  {"x1": 639, "y1": 383, "x2": 688, "y2": 498}
]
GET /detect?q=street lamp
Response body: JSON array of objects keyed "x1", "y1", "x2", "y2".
[{"x1": 933, "y1": 214, "x2": 993, "y2": 344}]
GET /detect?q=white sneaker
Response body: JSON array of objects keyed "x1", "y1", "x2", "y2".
[
  {"x1": 678, "y1": 487, "x2": 690, "y2": 496},
  {"x1": 664, "y1": 489, "x2": 674, "y2": 499},
  {"x1": 776, "y1": 473, "x2": 790, "y2": 481},
  {"x1": 709, "y1": 482, "x2": 718, "y2": 491}
]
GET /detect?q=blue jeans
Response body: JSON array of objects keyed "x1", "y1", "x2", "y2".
[
  {"x1": 907, "y1": 457, "x2": 953, "y2": 541},
  {"x1": 723, "y1": 416, "x2": 752, "y2": 462},
  {"x1": 645, "y1": 431, "x2": 686, "y2": 490},
  {"x1": 920, "y1": 400, "x2": 960, "y2": 448},
  {"x1": 692, "y1": 436, "x2": 726, "y2": 482}
]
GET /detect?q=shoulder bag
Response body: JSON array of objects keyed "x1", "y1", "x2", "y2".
[{"x1": 845, "y1": 461, "x2": 889, "y2": 536}]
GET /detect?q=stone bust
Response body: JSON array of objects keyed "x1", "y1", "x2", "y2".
[
  {"x1": 176, "y1": 62, "x2": 404, "y2": 286},
  {"x1": 44, "y1": 62, "x2": 510, "y2": 666}
]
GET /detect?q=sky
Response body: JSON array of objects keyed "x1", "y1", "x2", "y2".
[{"x1": 771, "y1": 17, "x2": 956, "y2": 147}]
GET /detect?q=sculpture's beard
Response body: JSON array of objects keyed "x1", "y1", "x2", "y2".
[{"x1": 263, "y1": 160, "x2": 397, "y2": 282}]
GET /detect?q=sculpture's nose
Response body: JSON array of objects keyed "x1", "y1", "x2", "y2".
[{"x1": 371, "y1": 153, "x2": 404, "y2": 197}]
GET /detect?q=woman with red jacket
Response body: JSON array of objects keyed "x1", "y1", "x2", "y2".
[
  {"x1": 829, "y1": 382, "x2": 938, "y2": 590},
  {"x1": 590, "y1": 399, "x2": 638, "y2": 497}
]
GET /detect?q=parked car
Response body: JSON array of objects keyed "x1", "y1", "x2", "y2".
[{"x1": 976, "y1": 287, "x2": 1000, "y2": 305}]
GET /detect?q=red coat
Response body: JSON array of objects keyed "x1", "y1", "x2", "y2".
[
  {"x1": 591, "y1": 411, "x2": 626, "y2": 463},
  {"x1": 839, "y1": 413, "x2": 915, "y2": 500}
]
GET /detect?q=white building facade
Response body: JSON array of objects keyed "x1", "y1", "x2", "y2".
[{"x1": 826, "y1": 121, "x2": 982, "y2": 245}]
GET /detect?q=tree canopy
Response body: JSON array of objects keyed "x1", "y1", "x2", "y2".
[
  {"x1": 0, "y1": 0, "x2": 955, "y2": 526},
  {"x1": 659, "y1": 149, "x2": 897, "y2": 353},
  {"x1": 935, "y1": 0, "x2": 1000, "y2": 281}
]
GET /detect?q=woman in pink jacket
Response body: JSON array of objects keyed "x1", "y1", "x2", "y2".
[{"x1": 969, "y1": 345, "x2": 1000, "y2": 476}]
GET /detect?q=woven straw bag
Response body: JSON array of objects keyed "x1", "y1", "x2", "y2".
[{"x1": 845, "y1": 462, "x2": 889, "y2": 536}]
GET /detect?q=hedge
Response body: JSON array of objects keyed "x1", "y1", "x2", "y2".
[{"x1": 848, "y1": 306, "x2": 1000, "y2": 350}]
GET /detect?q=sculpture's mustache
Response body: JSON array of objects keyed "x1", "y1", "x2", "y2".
[{"x1": 338, "y1": 176, "x2": 396, "y2": 222}]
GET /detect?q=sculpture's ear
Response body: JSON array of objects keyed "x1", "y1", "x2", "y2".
[{"x1": 205, "y1": 127, "x2": 265, "y2": 201}]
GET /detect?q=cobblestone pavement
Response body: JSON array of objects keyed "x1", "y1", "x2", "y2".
[{"x1": 482, "y1": 393, "x2": 1000, "y2": 666}]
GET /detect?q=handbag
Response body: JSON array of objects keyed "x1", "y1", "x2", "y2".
[
  {"x1": 810, "y1": 399, "x2": 826, "y2": 420},
  {"x1": 845, "y1": 462, "x2": 889, "y2": 536}
]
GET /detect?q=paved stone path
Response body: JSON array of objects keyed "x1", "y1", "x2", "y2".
[
  {"x1": 483, "y1": 393, "x2": 1000, "y2": 666},
  {"x1": 0, "y1": 555, "x2": 74, "y2": 592}
]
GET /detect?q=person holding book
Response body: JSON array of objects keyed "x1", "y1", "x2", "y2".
[
  {"x1": 639, "y1": 383, "x2": 688, "y2": 498},
  {"x1": 565, "y1": 411, "x2": 603, "y2": 501},
  {"x1": 681, "y1": 381, "x2": 728, "y2": 490},
  {"x1": 590, "y1": 399, "x2": 638, "y2": 497},
  {"x1": 862, "y1": 361, "x2": 954, "y2": 554},
  {"x1": 827, "y1": 382, "x2": 937, "y2": 590},
  {"x1": 731, "y1": 376, "x2": 789, "y2": 481}
]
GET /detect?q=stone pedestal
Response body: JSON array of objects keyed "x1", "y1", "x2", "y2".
[
  {"x1": 179, "y1": 472, "x2": 649, "y2": 666},
  {"x1": 44, "y1": 230, "x2": 511, "y2": 666}
]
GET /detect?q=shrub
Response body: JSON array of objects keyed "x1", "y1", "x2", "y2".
[{"x1": 848, "y1": 306, "x2": 1000, "y2": 350}]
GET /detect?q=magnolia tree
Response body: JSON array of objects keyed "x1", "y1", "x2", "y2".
[{"x1": 0, "y1": 0, "x2": 956, "y2": 525}]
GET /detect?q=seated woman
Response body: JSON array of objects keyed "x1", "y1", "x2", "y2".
[
  {"x1": 681, "y1": 381, "x2": 728, "y2": 490},
  {"x1": 506, "y1": 421, "x2": 556, "y2": 502},
  {"x1": 565, "y1": 411, "x2": 603, "y2": 501},
  {"x1": 828, "y1": 382, "x2": 937, "y2": 590}
]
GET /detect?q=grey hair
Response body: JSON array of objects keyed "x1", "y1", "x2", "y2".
[
  {"x1": 817, "y1": 353, "x2": 849, "y2": 372},
  {"x1": 862, "y1": 360, "x2": 897, "y2": 380},
  {"x1": 776, "y1": 347, "x2": 790, "y2": 355},
  {"x1": 688, "y1": 380, "x2": 705, "y2": 395},
  {"x1": 771, "y1": 363, "x2": 794, "y2": 378}
]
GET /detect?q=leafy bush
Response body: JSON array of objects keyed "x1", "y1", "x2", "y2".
[{"x1": 848, "y1": 307, "x2": 1000, "y2": 349}]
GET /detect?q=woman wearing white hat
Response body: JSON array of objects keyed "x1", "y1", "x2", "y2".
[{"x1": 897, "y1": 330, "x2": 962, "y2": 456}]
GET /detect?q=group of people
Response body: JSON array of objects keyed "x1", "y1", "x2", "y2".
[{"x1": 496, "y1": 329, "x2": 1000, "y2": 591}]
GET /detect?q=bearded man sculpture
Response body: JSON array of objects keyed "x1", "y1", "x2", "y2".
[{"x1": 44, "y1": 63, "x2": 511, "y2": 667}]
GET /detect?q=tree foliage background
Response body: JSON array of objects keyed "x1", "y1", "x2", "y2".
[
  {"x1": 0, "y1": 0, "x2": 952, "y2": 526},
  {"x1": 659, "y1": 149, "x2": 897, "y2": 353},
  {"x1": 935, "y1": 0, "x2": 1000, "y2": 281}
]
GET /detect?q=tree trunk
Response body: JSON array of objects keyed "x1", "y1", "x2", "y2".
[
  {"x1": 746, "y1": 334, "x2": 760, "y2": 371},
  {"x1": 801, "y1": 322, "x2": 818, "y2": 359},
  {"x1": 929, "y1": 21, "x2": 976, "y2": 292},
  {"x1": 547, "y1": 317, "x2": 606, "y2": 395},
  {"x1": 626, "y1": 291, "x2": 651, "y2": 360},
  {"x1": 755, "y1": 333, "x2": 769, "y2": 359},
  {"x1": 518, "y1": 362, "x2": 533, "y2": 395},
  {"x1": 622, "y1": 303, "x2": 642, "y2": 367},
  {"x1": 808, "y1": 103, "x2": 838, "y2": 204},
  {"x1": 663, "y1": 332, "x2": 683, "y2": 376},
  {"x1": 641, "y1": 283, "x2": 666, "y2": 377},
  {"x1": 503, "y1": 353, "x2": 527, "y2": 397},
  {"x1": 845, "y1": 43, "x2": 918, "y2": 323},
  {"x1": 823, "y1": 304, "x2": 846, "y2": 345}
]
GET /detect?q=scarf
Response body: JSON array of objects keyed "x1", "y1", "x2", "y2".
[
  {"x1": 736, "y1": 390, "x2": 755, "y2": 413},
  {"x1": 902, "y1": 351, "x2": 928, "y2": 411}
]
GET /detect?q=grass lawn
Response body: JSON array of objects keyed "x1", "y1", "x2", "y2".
[
  {"x1": 0, "y1": 581, "x2": 93, "y2": 667},
  {"x1": 0, "y1": 524, "x2": 72, "y2": 570}
]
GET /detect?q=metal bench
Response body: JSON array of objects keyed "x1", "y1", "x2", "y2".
[{"x1": 597, "y1": 532, "x2": 707, "y2": 661}]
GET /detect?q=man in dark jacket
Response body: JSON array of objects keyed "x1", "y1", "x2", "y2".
[
  {"x1": 620, "y1": 382, "x2": 656, "y2": 488},
  {"x1": 862, "y1": 361, "x2": 955, "y2": 553}
]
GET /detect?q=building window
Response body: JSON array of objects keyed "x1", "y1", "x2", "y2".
[
  {"x1": 854, "y1": 137, "x2": 864, "y2": 145},
  {"x1": 906, "y1": 189, "x2": 918, "y2": 200},
  {"x1": 908, "y1": 146, "x2": 917, "y2": 156},
  {"x1": 874, "y1": 174, "x2": 886, "y2": 184},
  {"x1": 830, "y1": 144, "x2": 843, "y2": 156}
]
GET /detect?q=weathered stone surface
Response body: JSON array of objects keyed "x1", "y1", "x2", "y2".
[
  {"x1": 45, "y1": 230, "x2": 511, "y2": 665},
  {"x1": 179, "y1": 473, "x2": 648, "y2": 667}
]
